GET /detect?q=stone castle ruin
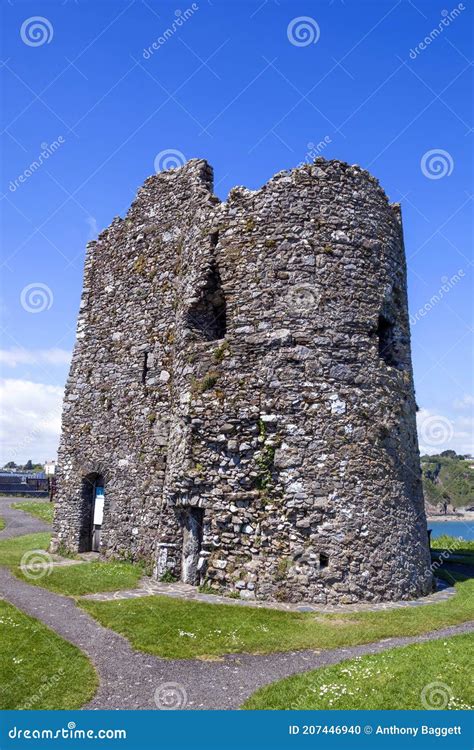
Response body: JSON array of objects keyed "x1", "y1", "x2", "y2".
[{"x1": 53, "y1": 158, "x2": 433, "y2": 604}]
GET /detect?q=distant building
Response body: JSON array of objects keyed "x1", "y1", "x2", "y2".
[{"x1": 44, "y1": 460, "x2": 57, "y2": 476}]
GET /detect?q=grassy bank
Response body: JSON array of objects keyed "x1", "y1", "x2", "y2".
[
  {"x1": 0, "y1": 533, "x2": 51, "y2": 567},
  {"x1": 11, "y1": 501, "x2": 54, "y2": 525},
  {"x1": 80, "y1": 574, "x2": 474, "y2": 660},
  {"x1": 243, "y1": 632, "x2": 473, "y2": 710},
  {"x1": 0, "y1": 599, "x2": 97, "y2": 709},
  {"x1": 0, "y1": 533, "x2": 143, "y2": 595},
  {"x1": 15, "y1": 560, "x2": 143, "y2": 596}
]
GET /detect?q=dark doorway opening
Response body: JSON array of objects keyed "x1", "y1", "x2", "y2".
[
  {"x1": 180, "y1": 507, "x2": 204, "y2": 585},
  {"x1": 79, "y1": 473, "x2": 105, "y2": 552}
]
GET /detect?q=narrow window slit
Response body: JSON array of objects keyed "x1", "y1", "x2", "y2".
[
  {"x1": 376, "y1": 315, "x2": 398, "y2": 367},
  {"x1": 186, "y1": 233, "x2": 226, "y2": 341},
  {"x1": 141, "y1": 352, "x2": 149, "y2": 384},
  {"x1": 320, "y1": 553, "x2": 329, "y2": 569}
]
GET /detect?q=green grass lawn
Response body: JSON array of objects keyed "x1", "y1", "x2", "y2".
[
  {"x1": 0, "y1": 517, "x2": 5, "y2": 531},
  {"x1": 431, "y1": 536, "x2": 474, "y2": 570},
  {"x1": 431, "y1": 535, "x2": 474, "y2": 554},
  {"x1": 11, "y1": 501, "x2": 54, "y2": 525},
  {"x1": 15, "y1": 561, "x2": 143, "y2": 596},
  {"x1": 80, "y1": 574, "x2": 474, "y2": 660},
  {"x1": 0, "y1": 599, "x2": 97, "y2": 709},
  {"x1": 0, "y1": 533, "x2": 51, "y2": 567},
  {"x1": 243, "y1": 632, "x2": 474, "y2": 710},
  {"x1": 0, "y1": 533, "x2": 143, "y2": 595}
]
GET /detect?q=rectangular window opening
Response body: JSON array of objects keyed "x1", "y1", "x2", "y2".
[{"x1": 320, "y1": 552, "x2": 329, "y2": 569}]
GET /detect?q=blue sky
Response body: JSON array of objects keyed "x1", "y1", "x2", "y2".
[{"x1": 0, "y1": 0, "x2": 472, "y2": 463}]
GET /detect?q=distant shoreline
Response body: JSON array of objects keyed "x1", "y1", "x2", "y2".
[{"x1": 427, "y1": 514, "x2": 474, "y2": 523}]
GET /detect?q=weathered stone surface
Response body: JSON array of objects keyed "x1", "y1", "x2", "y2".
[{"x1": 53, "y1": 158, "x2": 433, "y2": 605}]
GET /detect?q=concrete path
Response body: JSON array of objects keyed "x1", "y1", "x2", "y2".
[
  {"x1": 0, "y1": 496, "x2": 51, "y2": 539},
  {"x1": 0, "y1": 565, "x2": 472, "y2": 710},
  {"x1": 1, "y1": 496, "x2": 473, "y2": 710}
]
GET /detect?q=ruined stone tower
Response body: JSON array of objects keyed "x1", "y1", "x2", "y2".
[{"x1": 53, "y1": 158, "x2": 433, "y2": 604}]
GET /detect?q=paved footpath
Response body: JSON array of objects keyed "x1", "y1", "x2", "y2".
[
  {"x1": 0, "y1": 496, "x2": 51, "y2": 539},
  {"x1": 1, "y1": 497, "x2": 473, "y2": 710}
]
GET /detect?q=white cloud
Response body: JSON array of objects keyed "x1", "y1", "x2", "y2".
[
  {"x1": 0, "y1": 379, "x2": 63, "y2": 465},
  {"x1": 0, "y1": 348, "x2": 71, "y2": 369},
  {"x1": 417, "y1": 407, "x2": 474, "y2": 457},
  {"x1": 85, "y1": 215, "x2": 99, "y2": 239},
  {"x1": 453, "y1": 394, "x2": 474, "y2": 411}
]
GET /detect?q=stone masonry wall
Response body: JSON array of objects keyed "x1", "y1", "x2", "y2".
[{"x1": 53, "y1": 158, "x2": 433, "y2": 605}]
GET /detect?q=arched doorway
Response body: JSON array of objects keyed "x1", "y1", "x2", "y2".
[{"x1": 79, "y1": 473, "x2": 105, "y2": 552}]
